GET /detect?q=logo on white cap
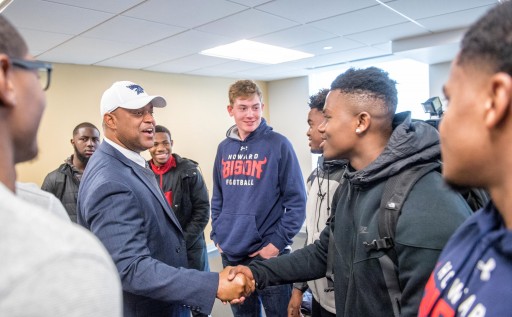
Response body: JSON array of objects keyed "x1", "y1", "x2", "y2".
[
  {"x1": 100, "y1": 81, "x2": 167, "y2": 116},
  {"x1": 126, "y1": 84, "x2": 145, "y2": 95}
]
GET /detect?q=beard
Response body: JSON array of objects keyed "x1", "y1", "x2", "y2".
[{"x1": 74, "y1": 144, "x2": 91, "y2": 165}]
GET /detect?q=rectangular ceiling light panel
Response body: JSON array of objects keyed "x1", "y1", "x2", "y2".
[{"x1": 200, "y1": 39, "x2": 313, "y2": 64}]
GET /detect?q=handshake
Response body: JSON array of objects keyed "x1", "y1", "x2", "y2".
[{"x1": 216, "y1": 265, "x2": 256, "y2": 304}]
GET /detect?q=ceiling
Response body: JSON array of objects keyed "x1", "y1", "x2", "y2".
[{"x1": 2, "y1": 0, "x2": 499, "y2": 81}]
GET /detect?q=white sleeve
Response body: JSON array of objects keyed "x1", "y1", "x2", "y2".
[{"x1": 0, "y1": 255, "x2": 122, "y2": 317}]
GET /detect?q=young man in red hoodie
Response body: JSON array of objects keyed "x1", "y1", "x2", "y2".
[{"x1": 148, "y1": 125, "x2": 210, "y2": 317}]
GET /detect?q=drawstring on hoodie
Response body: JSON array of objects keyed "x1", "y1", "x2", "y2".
[
  {"x1": 315, "y1": 160, "x2": 335, "y2": 231},
  {"x1": 325, "y1": 162, "x2": 331, "y2": 217},
  {"x1": 315, "y1": 160, "x2": 326, "y2": 230}
]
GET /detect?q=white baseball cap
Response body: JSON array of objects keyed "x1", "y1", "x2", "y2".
[{"x1": 100, "y1": 81, "x2": 167, "y2": 116}]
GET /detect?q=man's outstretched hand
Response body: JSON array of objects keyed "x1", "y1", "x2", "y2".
[
  {"x1": 224, "y1": 265, "x2": 256, "y2": 304},
  {"x1": 217, "y1": 266, "x2": 255, "y2": 304},
  {"x1": 227, "y1": 265, "x2": 254, "y2": 281}
]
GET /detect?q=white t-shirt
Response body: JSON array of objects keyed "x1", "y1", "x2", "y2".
[{"x1": 16, "y1": 182, "x2": 70, "y2": 221}]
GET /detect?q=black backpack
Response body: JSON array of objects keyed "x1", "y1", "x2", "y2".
[
  {"x1": 361, "y1": 161, "x2": 489, "y2": 317},
  {"x1": 324, "y1": 161, "x2": 489, "y2": 316}
]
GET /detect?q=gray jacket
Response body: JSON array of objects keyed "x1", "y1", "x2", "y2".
[{"x1": 294, "y1": 158, "x2": 345, "y2": 313}]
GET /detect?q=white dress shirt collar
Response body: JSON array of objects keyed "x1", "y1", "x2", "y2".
[{"x1": 104, "y1": 137, "x2": 146, "y2": 168}]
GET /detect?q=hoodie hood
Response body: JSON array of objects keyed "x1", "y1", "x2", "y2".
[
  {"x1": 226, "y1": 118, "x2": 272, "y2": 142},
  {"x1": 346, "y1": 111, "x2": 441, "y2": 186},
  {"x1": 318, "y1": 155, "x2": 347, "y2": 173}
]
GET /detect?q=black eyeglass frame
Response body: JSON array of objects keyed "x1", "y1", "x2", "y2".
[{"x1": 10, "y1": 58, "x2": 53, "y2": 91}]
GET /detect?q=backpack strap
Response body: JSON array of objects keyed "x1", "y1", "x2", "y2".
[
  {"x1": 363, "y1": 161, "x2": 441, "y2": 317},
  {"x1": 363, "y1": 161, "x2": 441, "y2": 253}
]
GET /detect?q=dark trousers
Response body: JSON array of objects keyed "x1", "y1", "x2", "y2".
[{"x1": 312, "y1": 297, "x2": 336, "y2": 317}]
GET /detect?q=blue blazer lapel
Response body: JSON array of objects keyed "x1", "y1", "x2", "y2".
[{"x1": 100, "y1": 143, "x2": 183, "y2": 233}]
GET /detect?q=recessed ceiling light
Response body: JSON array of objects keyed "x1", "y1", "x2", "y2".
[
  {"x1": 323, "y1": 46, "x2": 333, "y2": 50},
  {"x1": 200, "y1": 39, "x2": 313, "y2": 65}
]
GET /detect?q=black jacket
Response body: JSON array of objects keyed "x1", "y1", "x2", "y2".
[
  {"x1": 249, "y1": 112, "x2": 473, "y2": 317},
  {"x1": 149, "y1": 154, "x2": 210, "y2": 250},
  {"x1": 41, "y1": 162, "x2": 78, "y2": 222}
]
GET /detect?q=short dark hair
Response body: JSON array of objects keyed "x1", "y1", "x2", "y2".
[
  {"x1": 155, "y1": 125, "x2": 171, "y2": 139},
  {"x1": 308, "y1": 88, "x2": 330, "y2": 111},
  {"x1": 73, "y1": 122, "x2": 99, "y2": 136},
  {"x1": 330, "y1": 67, "x2": 398, "y2": 116},
  {"x1": 458, "y1": 1, "x2": 512, "y2": 76},
  {"x1": 0, "y1": 15, "x2": 27, "y2": 59}
]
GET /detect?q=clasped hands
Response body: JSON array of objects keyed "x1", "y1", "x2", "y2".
[
  {"x1": 216, "y1": 265, "x2": 256, "y2": 304},
  {"x1": 216, "y1": 243, "x2": 278, "y2": 304}
]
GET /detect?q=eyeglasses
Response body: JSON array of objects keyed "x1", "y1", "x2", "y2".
[{"x1": 11, "y1": 58, "x2": 53, "y2": 91}]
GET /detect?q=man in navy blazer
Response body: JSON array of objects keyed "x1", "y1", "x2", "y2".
[{"x1": 77, "y1": 81, "x2": 253, "y2": 317}]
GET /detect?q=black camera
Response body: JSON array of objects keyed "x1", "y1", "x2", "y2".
[
  {"x1": 420, "y1": 96, "x2": 444, "y2": 130},
  {"x1": 422, "y1": 96, "x2": 444, "y2": 117}
]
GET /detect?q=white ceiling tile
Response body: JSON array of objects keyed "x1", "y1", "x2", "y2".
[
  {"x1": 145, "y1": 54, "x2": 230, "y2": 73},
  {"x1": 417, "y1": 5, "x2": 495, "y2": 32},
  {"x1": 195, "y1": 8, "x2": 299, "y2": 39},
  {"x1": 39, "y1": 0, "x2": 145, "y2": 14},
  {"x1": 385, "y1": 0, "x2": 497, "y2": 20},
  {"x1": 186, "y1": 61, "x2": 262, "y2": 77},
  {"x1": 95, "y1": 46, "x2": 177, "y2": 69},
  {"x1": 3, "y1": 0, "x2": 113, "y2": 35},
  {"x1": 238, "y1": 64, "x2": 300, "y2": 76},
  {"x1": 230, "y1": 0, "x2": 272, "y2": 7},
  {"x1": 290, "y1": 46, "x2": 392, "y2": 70},
  {"x1": 150, "y1": 30, "x2": 233, "y2": 56},
  {"x1": 97, "y1": 30, "x2": 233, "y2": 69},
  {"x1": 345, "y1": 22, "x2": 429, "y2": 45},
  {"x1": 15, "y1": 28, "x2": 74, "y2": 57},
  {"x1": 308, "y1": 5, "x2": 408, "y2": 36},
  {"x1": 82, "y1": 16, "x2": 185, "y2": 44},
  {"x1": 292, "y1": 37, "x2": 365, "y2": 55},
  {"x1": 224, "y1": 73, "x2": 275, "y2": 81},
  {"x1": 342, "y1": 46, "x2": 394, "y2": 63},
  {"x1": 256, "y1": 0, "x2": 378, "y2": 23},
  {"x1": 203, "y1": 63, "x2": 293, "y2": 80},
  {"x1": 39, "y1": 37, "x2": 140, "y2": 65},
  {"x1": 252, "y1": 25, "x2": 337, "y2": 48},
  {"x1": 123, "y1": 0, "x2": 248, "y2": 28},
  {"x1": 228, "y1": 69, "x2": 308, "y2": 81}
]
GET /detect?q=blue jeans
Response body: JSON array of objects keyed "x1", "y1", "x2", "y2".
[{"x1": 221, "y1": 250, "x2": 292, "y2": 317}]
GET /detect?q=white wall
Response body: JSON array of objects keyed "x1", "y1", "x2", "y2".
[
  {"x1": 17, "y1": 63, "x2": 270, "y2": 188},
  {"x1": 429, "y1": 61, "x2": 451, "y2": 101},
  {"x1": 267, "y1": 76, "x2": 311, "y2": 182}
]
